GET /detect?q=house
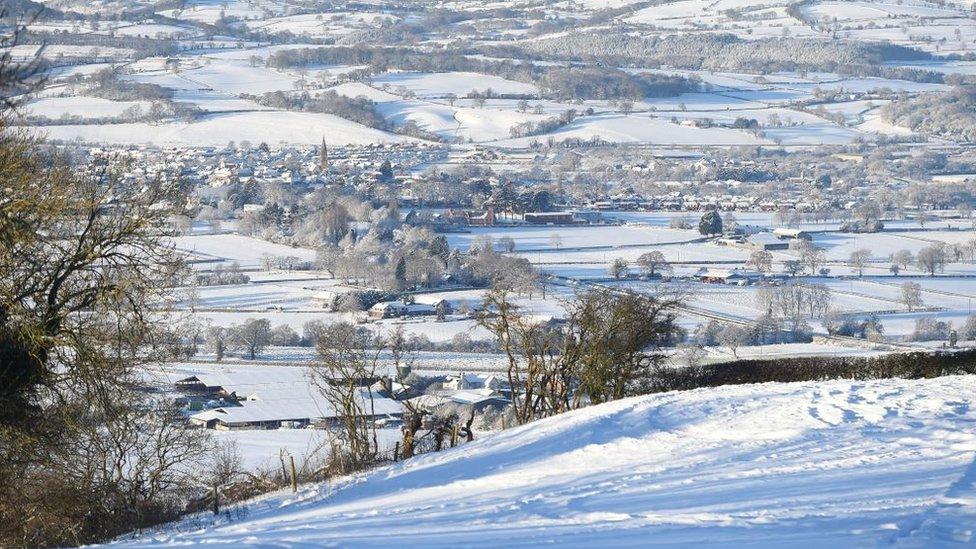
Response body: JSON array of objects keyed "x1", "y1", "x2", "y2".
[
  {"x1": 443, "y1": 372, "x2": 511, "y2": 394},
  {"x1": 696, "y1": 267, "x2": 761, "y2": 285},
  {"x1": 413, "y1": 296, "x2": 453, "y2": 314},
  {"x1": 716, "y1": 236, "x2": 745, "y2": 247},
  {"x1": 368, "y1": 300, "x2": 437, "y2": 320},
  {"x1": 369, "y1": 301, "x2": 409, "y2": 319},
  {"x1": 178, "y1": 368, "x2": 405, "y2": 430},
  {"x1": 370, "y1": 378, "x2": 419, "y2": 400},
  {"x1": 468, "y1": 209, "x2": 496, "y2": 227}
]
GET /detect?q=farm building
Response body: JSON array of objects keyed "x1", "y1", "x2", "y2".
[
  {"x1": 570, "y1": 209, "x2": 602, "y2": 224},
  {"x1": 189, "y1": 389, "x2": 404, "y2": 430},
  {"x1": 772, "y1": 228, "x2": 812, "y2": 241},
  {"x1": 443, "y1": 372, "x2": 511, "y2": 395},
  {"x1": 368, "y1": 301, "x2": 438, "y2": 320},
  {"x1": 407, "y1": 388, "x2": 510, "y2": 413},
  {"x1": 523, "y1": 212, "x2": 575, "y2": 225},
  {"x1": 177, "y1": 370, "x2": 405, "y2": 430},
  {"x1": 746, "y1": 232, "x2": 790, "y2": 250},
  {"x1": 695, "y1": 268, "x2": 762, "y2": 285}
]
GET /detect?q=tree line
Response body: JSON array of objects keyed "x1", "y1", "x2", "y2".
[
  {"x1": 264, "y1": 46, "x2": 696, "y2": 101},
  {"x1": 513, "y1": 31, "x2": 939, "y2": 80}
]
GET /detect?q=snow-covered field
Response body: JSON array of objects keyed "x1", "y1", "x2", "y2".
[
  {"x1": 20, "y1": 0, "x2": 972, "y2": 147},
  {"x1": 173, "y1": 234, "x2": 317, "y2": 268},
  {"x1": 112, "y1": 375, "x2": 976, "y2": 547},
  {"x1": 371, "y1": 72, "x2": 539, "y2": 98},
  {"x1": 36, "y1": 110, "x2": 409, "y2": 147},
  {"x1": 165, "y1": 220, "x2": 976, "y2": 342}
]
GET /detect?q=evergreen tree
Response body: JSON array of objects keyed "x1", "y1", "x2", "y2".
[
  {"x1": 430, "y1": 235, "x2": 450, "y2": 261},
  {"x1": 699, "y1": 210, "x2": 723, "y2": 236},
  {"x1": 394, "y1": 256, "x2": 407, "y2": 290}
]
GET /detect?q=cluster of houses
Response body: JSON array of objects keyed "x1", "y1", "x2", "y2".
[
  {"x1": 434, "y1": 208, "x2": 604, "y2": 228},
  {"x1": 586, "y1": 193, "x2": 832, "y2": 213},
  {"x1": 88, "y1": 141, "x2": 444, "y2": 194}
]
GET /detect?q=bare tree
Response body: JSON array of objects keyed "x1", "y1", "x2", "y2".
[
  {"x1": 718, "y1": 323, "x2": 749, "y2": 358},
  {"x1": 901, "y1": 282, "x2": 924, "y2": 312},
  {"x1": 0, "y1": 12, "x2": 44, "y2": 111},
  {"x1": 207, "y1": 326, "x2": 228, "y2": 360},
  {"x1": 796, "y1": 241, "x2": 826, "y2": 275},
  {"x1": 747, "y1": 250, "x2": 773, "y2": 275},
  {"x1": 498, "y1": 236, "x2": 516, "y2": 253},
  {"x1": 916, "y1": 244, "x2": 947, "y2": 276},
  {"x1": 783, "y1": 259, "x2": 802, "y2": 277},
  {"x1": 548, "y1": 233, "x2": 563, "y2": 250},
  {"x1": 891, "y1": 249, "x2": 914, "y2": 271},
  {"x1": 309, "y1": 323, "x2": 383, "y2": 468},
  {"x1": 609, "y1": 257, "x2": 629, "y2": 279},
  {"x1": 637, "y1": 251, "x2": 671, "y2": 277},
  {"x1": 848, "y1": 248, "x2": 871, "y2": 277},
  {"x1": 229, "y1": 318, "x2": 272, "y2": 359}
]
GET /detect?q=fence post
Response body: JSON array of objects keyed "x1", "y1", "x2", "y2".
[
  {"x1": 451, "y1": 424, "x2": 458, "y2": 447},
  {"x1": 212, "y1": 483, "x2": 219, "y2": 515},
  {"x1": 289, "y1": 455, "x2": 298, "y2": 493},
  {"x1": 394, "y1": 441, "x2": 400, "y2": 462}
]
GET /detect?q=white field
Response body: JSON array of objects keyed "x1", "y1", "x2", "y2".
[
  {"x1": 247, "y1": 12, "x2": 400, "y2": 38},
  {"x1": 158, "y1": 0, "x2": 284, "y2": 24},
  {"x1": 445, "y1": 224, "x2": 698, "y2": 251},
  {"x1": 498, "y1": 113, "x2": 770, "y2": 147},
  {"x1": 27, "y1": 0, "x2": 970, "y2": 147},
  {"x1": 371, "y1": 72, "x2": 539, "y2": 98},
  {"x1": 332, "y1": 82, "x2": 548, "y2": 142},
  {"x1": 112, "y1": 375, "x2": 976, "y2": 547},
  {"x1": 166, "y1": 219, "x2": 976, "y2": 342},
  {"x1": 173, "y1": 234, "x2": 317, "y2": 268},
  {"x1": 35, "y1": 110, "x2": 410, "y2": 146},
  {"x1": 126, "y1": 63, "x2": 302, "y2": 95},
  {"x1": 23, "y1": 96, "x2": 152, "y2": 118}
]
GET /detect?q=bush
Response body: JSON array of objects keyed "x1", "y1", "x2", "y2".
[
  {"x1": 648, "y1": 348, "x2": 976, "y2": 394},
  {"x1": 910, "y1": 317, "x2": 951, "y2": 342}
]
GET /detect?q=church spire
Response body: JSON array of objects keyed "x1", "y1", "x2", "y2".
[{"x1": 319, "y1": 138, "x2": 329, "y2": 173}]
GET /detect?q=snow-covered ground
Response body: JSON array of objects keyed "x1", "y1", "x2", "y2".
[
  {"x1": 35, "y1": 110, "x2": 410, "y2": 147},
  {"x1": 113, "y1": 375, "x2": 976, "y2": 547}
]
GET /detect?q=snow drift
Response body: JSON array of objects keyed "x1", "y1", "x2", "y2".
[{"x1": 115, "y1": 376, "x2": 976, "y2": 547}]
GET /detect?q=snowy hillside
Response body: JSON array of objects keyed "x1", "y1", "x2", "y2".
[{"x1": 116, "y1": 376, "x2": 976, "y2": 547}]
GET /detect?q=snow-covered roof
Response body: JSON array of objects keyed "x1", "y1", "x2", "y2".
[
  {"x1": 747, "y1": 232, "x2": 784, "y2": 245},
  {"x1": 191, "y1": 389, "x2": 403, "y2": 425},
  {"x1": 178, "y1": 367, "x2": 403, "y2": 424},
  {"x1": 408, "y1": 388, "x2": 507, "y2": 410}
]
